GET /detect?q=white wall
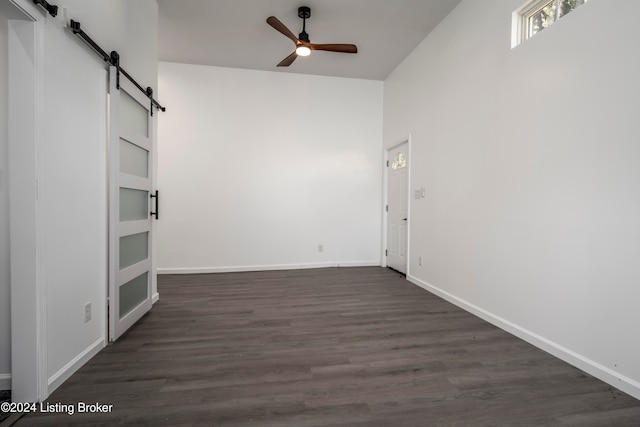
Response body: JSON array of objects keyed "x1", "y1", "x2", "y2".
[
  {"x1": 3, "y1": 0, "x2": 157, "y2": 398},
  {"x1": 0, "y1": 11, "x2": 10, "y2": 390},
  {"x1": 384, "y1": 0, "x2": 640, "y2": 398},
  {"x1": 157, "y1": 63, "x2": 383, "y2": 272}
]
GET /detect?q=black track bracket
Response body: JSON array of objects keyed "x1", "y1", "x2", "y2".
[{"x1": 33, "y1": 0, "x2": 58, "y2": 17}]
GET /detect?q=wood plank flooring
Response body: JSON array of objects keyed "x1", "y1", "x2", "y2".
[{"x1": 13, "y1": 267, "x2": 640, "y2": 426}]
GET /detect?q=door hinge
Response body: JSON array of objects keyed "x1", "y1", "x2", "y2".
[
  {"x1": 386, "y1": 160, "x2": 389, "y2": 167},
  {"x1": 386, "y1": 205, "x2": 388, "y2": 212},
  {"x1": 385, "y1": 249, "x2": 388, "y2": 256}
]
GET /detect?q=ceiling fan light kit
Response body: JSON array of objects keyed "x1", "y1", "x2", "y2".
[
  {"x1": 296, "y1": 46, "x2": 311, "y2": 57},
  {"x1": 266, "y1": 6, "x2": 358, "y2": 67}
]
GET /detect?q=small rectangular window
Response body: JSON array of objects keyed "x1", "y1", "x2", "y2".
[{"x1": 512, "y1": 0, "x2": 588, "y2": 47}]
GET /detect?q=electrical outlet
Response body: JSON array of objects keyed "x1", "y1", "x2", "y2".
[
  {"x1": 84, "y1": 302, "x2": 91, "y2": 323},
  {"x1": 318, "y1": 244, "x2": 324, "y2": 253}
]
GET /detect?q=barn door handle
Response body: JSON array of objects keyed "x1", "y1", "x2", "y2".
[{"x1": 150, "y1": 191, "x2": 159, "y2": 220}]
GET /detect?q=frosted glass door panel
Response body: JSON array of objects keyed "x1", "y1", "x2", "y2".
[
  {"x1": 119, "y1": 139, "x2": 148, "y2": 178},
  {"x1": 120, "y1": 188, "x2": 149, "y2": 221},
  {"x1": 120, "y1": 90, "x2": 148, "y2": 137},
  {"x1": 119, "y1": 232, "x2": 148, "y2": 270},
  {"x1": 119, "y1": 272, "x2": 148, "y2": 319}
]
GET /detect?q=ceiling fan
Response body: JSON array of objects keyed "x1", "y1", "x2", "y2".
[{"x1": 266, "y1": 6, "x2": 358, "y2": 67}]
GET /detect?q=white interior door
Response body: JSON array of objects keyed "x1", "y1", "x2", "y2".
[
  {"x1": 386, "y1": 143, "x2": 409, "y2": 274},
  {"x1": 109, "y1": 66, "x2": 154, "y2": 341}
]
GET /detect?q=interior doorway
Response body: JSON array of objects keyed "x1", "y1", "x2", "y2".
[
  {"x1": 385, "y1": 141, "x2": 409, "y2": 275},
  {"x1": 2, "y1": 0, "x2": 46, "y2": 403}
]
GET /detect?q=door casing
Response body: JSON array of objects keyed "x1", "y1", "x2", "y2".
[{"x1": 5, "y1": 0, "x2": 47, "y2": 402}]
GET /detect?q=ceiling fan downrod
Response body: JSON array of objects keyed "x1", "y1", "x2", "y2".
[{"x1": 298, "y1": 6, "x2": 311, "y2": 43}]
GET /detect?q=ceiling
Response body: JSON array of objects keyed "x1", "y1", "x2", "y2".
[{"x1": 157, "y1": 0, "x2": 462, "y2": 81}]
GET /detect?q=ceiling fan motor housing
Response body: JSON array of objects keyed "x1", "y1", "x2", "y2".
[{"x1": 298, "y1": 31, "x2": 310, "y2": 43}]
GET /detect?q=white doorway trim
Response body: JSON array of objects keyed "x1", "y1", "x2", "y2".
[
  {"x1": 6, "y1": 0, "x2": 47, "y2": 402},
  {"x1": 382, "y1": 135, "x2": 411, "y2": 276}
]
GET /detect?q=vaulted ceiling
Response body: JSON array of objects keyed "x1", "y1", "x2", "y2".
[{"x1": 157, "y1": 0, "x2": 463, "y2": 80}]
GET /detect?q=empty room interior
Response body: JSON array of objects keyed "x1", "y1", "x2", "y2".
[{"x1": 1, "y1": 0, "x2": 640, "y2": 425}]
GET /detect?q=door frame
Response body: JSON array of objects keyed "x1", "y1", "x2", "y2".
[
  {"x1": 382, "y1": 136, "x2": 411, "y2": 276},
  {"x1": 5, "y1": 0, "x2": 47, "y2": 402}
]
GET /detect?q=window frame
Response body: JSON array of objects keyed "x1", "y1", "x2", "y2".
[{"x1": 511, "y1": 0, "x2": 588, "y2": 48}]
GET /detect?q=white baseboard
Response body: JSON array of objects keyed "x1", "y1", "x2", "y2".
[
  {"x1": 152, "y1": 292, "x2": 160, "y2": 304},
  {"x1": 406, "y1": 274, "x2": 640, "y2": 401},
  {"x1": 0, "y1": 373, "x2": 11, "y2": 390},
  {"x1": 47, "y1": 337, "x2": 105, "y2": 394},
  {"x1": 157, "y1": 261, "x2": 381, "y2": 275}
]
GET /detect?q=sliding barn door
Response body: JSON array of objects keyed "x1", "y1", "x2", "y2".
[{"x1": 108, "y1": 66, "x2": 155, "y2": 341}]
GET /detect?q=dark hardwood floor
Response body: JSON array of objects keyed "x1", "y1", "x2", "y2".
[
  {"x1": 13, "y1": 267, "x2": 640, "y2": 426},
  {"x1": 0, "y1": 391, "x2": 10, "y2": 424}
]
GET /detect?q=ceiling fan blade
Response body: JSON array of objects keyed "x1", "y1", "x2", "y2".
[
  {"x1": 277, "y1": 51, "x2": 298, "y2": 67},
  {"x1": 310, "y1": 43, "x2": 358, "y2": 54},
  {"x1": 266, "y1": 16, "x2": 299, "y2": 45}
]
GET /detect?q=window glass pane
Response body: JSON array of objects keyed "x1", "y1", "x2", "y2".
[
  {"x1": 392, "y1": 152, "x2": 407, "y2": 170},
  {"x1": 120, "y1": 188, "x2": 149, "y2": 221},
  {"x1": 120, "y1": 138, "x2": 148, "y2": 178},
  {"x1": 529, "y1": 1, "x2": 557, "y2": 37},
  {"x1": 119, "y1": 272, "x2": 148, "y2": 319},
  {"x1": 120, "y1": 90, "x2": 148, "y2": 137},
  {"x1": 559, "y1": 0, "x2": 587, "y2": 18},
  {"x1": 523, "y1": 0, "x2": 589, "y2": 42},
  {"x1": 120, "y1": 232, "x2": 148, "y2": 270}
]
